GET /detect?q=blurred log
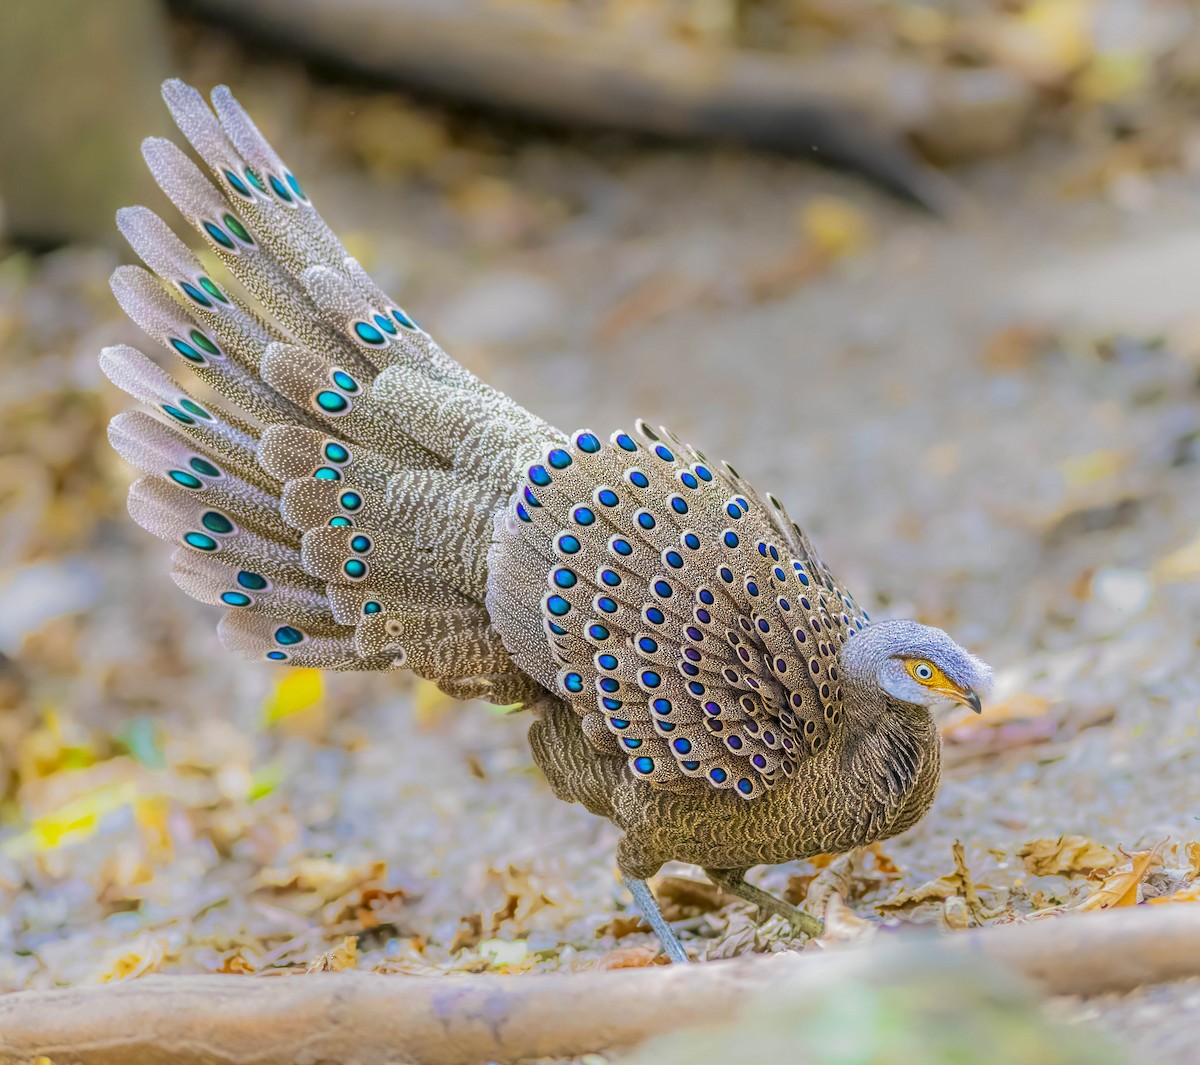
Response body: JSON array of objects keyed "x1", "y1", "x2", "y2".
[
  {"x1": 0, "y1": 0, "x2": 171, "y2": 247},
  {"x1": 2, "y1": 905, "x2": 1199, "y2": 1064},
  {"x1": 177, "y1": 0, "x2": 1027, "y2": 211}
]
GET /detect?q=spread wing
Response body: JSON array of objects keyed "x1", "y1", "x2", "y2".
[{"x1": 487, "y1": 421, "x2": 871, "y2": 799}]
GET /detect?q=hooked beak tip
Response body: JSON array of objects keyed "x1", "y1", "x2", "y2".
[{"x1": 965, "y1": 690, "x2": 982, "y2": 714}]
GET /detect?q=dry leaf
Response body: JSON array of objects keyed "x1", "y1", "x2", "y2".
[
  {"x1": 1017, "y1": 835, "x2": 1119, "y2": 878},
  {"x1": 598, "y1": 945, "x2": 666, "y2": 969},
  {"x1": 878, "y1": 841, "x2": 1000, "y2": 922},
  {"x1": 652, "y1": 874, "x2": 728, "y2": 920},
  {"x1": 307, "y1": 936, "x2": 358, "y2": 973},
  {"x1": 1075, "y1": 849, "x2": 1158, "y2": 911},
  {"x1": 1148, "y1": 883, "x2": 1200, "y2": 906},
  {"x1": 798, "y1": 196, "x2": 871, "y2": 260},
  {"x1": 1186, "y1": 842, "x2": 1200, "y2": 881},
  {"x1": 95, "y1": 935, "x2": 167, "y2": 983}
]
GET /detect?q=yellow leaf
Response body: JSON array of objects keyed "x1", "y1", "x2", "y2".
[
  {"x1": 1154, "y1": 534, "x2": 1200, "y2": 583},
  {"x1": 307, "y1": 936, "x2": 358, "y2": 973},
  {"x1": 261, "y1": 668, "x2": 324, "y2": 725},
  {"x1": 1057, "y1": 449, "x2": 1128, "y2": 488},
  {"x1": 96, "y1": 934, "x2": 167, "y2": 983},
  {"x1": 1075, "y1": 849, "x2": 1157, "y2": 910},
  {"x1": 1017, "y1": 835, "x2": 1119, "y2": 878},
  {"x1": 479, "y1": 938, "x2": 529, "y2": 968},
  {"x1": 3, "y1": 779, "x2": 137, "y2": 857},
  {"x1": 1148, "y1": 883, "x2": 1200, "y2": 906},
  {"x1": 797, "y1": 196, "x2": 871, "y2": 261},
  {"x1": 1187, "y1": 842, "x2": 1200, "y2": 881}
]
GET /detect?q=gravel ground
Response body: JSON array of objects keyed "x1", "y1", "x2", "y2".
[{"x1": 1, "y1": 52, "x2": 1199, "y2": 1062}]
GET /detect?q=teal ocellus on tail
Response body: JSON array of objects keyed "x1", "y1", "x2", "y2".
[{"x1": 102, "y1": 80, "x2": 994, "y2": 963}]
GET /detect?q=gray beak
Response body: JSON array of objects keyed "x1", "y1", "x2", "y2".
[{"x1": 964, "y1": 690, "x2": 982, "y2": 714}]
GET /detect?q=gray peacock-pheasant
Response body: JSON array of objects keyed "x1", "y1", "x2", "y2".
[{"x1": 102, "y1": 80, "x2": 994, "y2": 963}]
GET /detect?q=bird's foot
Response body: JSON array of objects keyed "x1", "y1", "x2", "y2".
[{"x1": 704, "y1": 867, "x2": 824, "y2": 941}]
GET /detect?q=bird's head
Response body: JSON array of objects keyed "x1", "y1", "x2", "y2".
[{"x1": 839, "y1": 618, "x2": 992, "y2": 714}]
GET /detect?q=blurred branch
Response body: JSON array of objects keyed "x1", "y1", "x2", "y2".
[
  {"x1": 175, "y1": 0, "x2": 1006, "y2": 211},
  {"x1": 3, "y1": 905, "x2": 1199, "y2": 1064}
]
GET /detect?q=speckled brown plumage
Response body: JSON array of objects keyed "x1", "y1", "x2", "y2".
[{"x1": 103, "y1": 80, "x2": 993, "y2": 962}]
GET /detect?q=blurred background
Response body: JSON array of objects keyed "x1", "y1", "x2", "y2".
[{"x1": 2, "y1": 0, "x2": 1200, "y2": 1059}]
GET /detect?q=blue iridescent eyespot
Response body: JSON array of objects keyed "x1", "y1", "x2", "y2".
[
  {"x1": 672, "y1": 737, "x2": 692, "y2": 754},
  {"x1": 598, "y1": 654, "x2": 618, "y2": 670},
  {"x1": 204, "y1": 221, "x2": 235, "y2": 249},
  {"x1": 350, "y1": 535, "x2": 372, "y2": 553},
  {"x1": 391, "y1": 307, "x2": 418, "y2": 331},
  {"x1": 665, "y1": 551, "x2": 683, "y2": 569},
  {"x1": 616, "y1": 433, "x2": 637, "y2": 452},
  {"x1": 329, "y1": 517, "x2": 351, "y2": 527},
  {"x1": 724, "y1": 532, "x2": 739, "y2": 548},
  {"x1": 190, "y1": 457, "x2": 220, "y2": 477},
  {"x1": 564, "y1": 673, "x2": 584, "y2": 693},
  {"x1": 774, "y1": 567, "x2": 787, "y2": 581},
  {"x1": 316, "y1": 391, "x2": 349, "y2": 413},
  {"x1": 680, "y1": 472, "x2": 698, "y2": 490},
  {"x1": 314, "y1": 467, "x2": 340, "y2": 481},
  {"x1": 623, "y1": 737, "x2": 643, "y2": 751},
  {"x1": 654, "y1": 445, "x2": 674, "y2": 462},
  {"x1": 641, "y1": 671, "x2": 661, "y2": 688},
  {"x1": 653, "y1": 698, "x2": 672, "y2": 715},
  {"x1": 554, "y1": 568, "x2": 577, "y2": 588},
  {"x1": 224, "y1": 169, "x2": 251, "y2": 196},
  {"x1": 170, "y1": 338, "x2": 205, "y2": 364},
  {"x1": 576, "y1": 432, "x2": 601, "y2": 453},
  {"x1": 549, "y1": 621, "x2": 567, "y2": 635},
  {"x1": 275, "y1": 626, "x2": 304, "y2": 645},
  {"x1": 201, "y1": 511, "x2": 233, "y2": 534},
  {"x1": 589, "y1": 624, "x2": 610, "y2": 640},
  {"x1": 245, "y1": 168, "x2": 266, "y2": 192},
  {"x1": 601, "y1": 570, "x2": 620, "y2": 587},
  {"x1": 524, "y1": 486, "x2": 541, "y2": 507},
  {"x1": 179, "y1": 399, "x2": 212, "y2": 420},
  {"x1": 344, "y1": 559, "x2": 367, "y2": 578},
  {"x1": 637, "y1": 512, "x2": 655, "y2": 530},
  {"x1": 340, "y1": 491, "x2": 362, "y2": 511},
  {"x1": 747, "y1": 581, "x2": 759, "y2": 596},
  {"x1": 612, "y1": 538, "x2": 632, "y2": 556},
  {"x1": 547, "y1": 595, "x2": 571, "y2": 616},
  {"x1": 268, "y1": 174, "x2": 294, "y2": 201},
  {"x1": 285, "y1": 172, "x2": 306, "y2": 200},
  {"x1": 694, "y1": 465, "x2": 713, "y2": 481},
  {"x1": 169, "y1": 470, "x2": 203, "y2": 489},
  {"x1": 794, "y1": 565, "x2": 810, "y2": 586},
  {"x1": 179, "y1": 281, "x2": 211, "y2": 307},
  {"x1": 548, "y1": 448, "x2": 572, "y2": 469},
  {"x1": 720, "y1": 567, "x2": 733, "y2": 582},
  {"x1": 727, "y1": 503, "x2": 743, "y2": 519},
  {"x1": 683, "y1": 533, "x2": 700, "y2": 550},
  {"x1": 710, "y1": 767, "x2": 727, "y2": 784},
  {"x1": 769, "y1": 545, "x2": 780, "y2": 561},
  {"x1": 364, "y1": 601, "x2": 382, "y2": 614},
  {"x1": 374, "y1": 313, "x2": 398, "y2": 335},
  {"x1": 628, "y1": 470, "x2": 649, "y2": 488},
  {"x1": 332, "y1": 371, "x2": 359, "y2": 393},
  {"x1": 266, "y1": 651, "x2": 288, "y2": 661},
  {"x1": 354, "y1": 321, "x2": 386, "y2": 345},
  {"x1": 670, "y1": 497, "x2": 689, "y2": 515},
  {"x1": 600, "y1": 677, "x2": 620, "y2": 693},
  {"x1": 238, "y1": 571, "x2": 268, "y2": 590},
  {"x1": 516, "y1": 503, "x2": 531, "y2": 522},
  {"x1": 639, "y1": 637, "x2": 658, "y2": 653},
  {"x1": 597, "y1": 596, "x2": 618, "y2": 613},
  {"x1": 602, "y1": 697, "x2": 622, "y2": 711},
  {"x1": 221, "y1": 591, "x2": 251, "y2": 607},
  {"x1": 634, "y1": 756, "x2": 655, "y2": 774},
  {"x1": 645, "y1": 607, "x2": 665, "y2": 625},
  {"x1": 659, "y1": 721, "x2": 676, "y2": 733},
  {"x1": 758, "y1": 543, "x2": 769, "y2": 557},
  {"x1": 737, "y1": 779, "x2": 754, "y2": 794},
  {"x1": 653, "y1": 580, "x2": 672, "y2": 598},
  {"x1": 598, "y1": 489, "x2": 619, "y2": 507},
  {"x1": 611, "y1": 718, "x2": 629, "y2": 729},
  {"x1": 325, "y1": 442, "x2": 350, "y2": 463},
  {"x1": 528, "y1": 465, "x2": 551, "y2": 487},
  {"x1": 558, "y1": 534, "x2": 581, "y2": 554}
]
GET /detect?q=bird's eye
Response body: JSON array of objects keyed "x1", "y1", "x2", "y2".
[{"x1": 909, "y1": 659, "x2": 935, "y2": 682}]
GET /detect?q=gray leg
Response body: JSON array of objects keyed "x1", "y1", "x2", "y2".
[
  {"x1": 704, "y1": 867, "x2": 824, "y2": 939},
  {"x1": 622, "y1": 876, "x2": 690, "y2": 964}
]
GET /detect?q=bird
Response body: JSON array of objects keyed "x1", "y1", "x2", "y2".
[{"x1": 101, "y1": 79, "x2": 993, "y2": 964}]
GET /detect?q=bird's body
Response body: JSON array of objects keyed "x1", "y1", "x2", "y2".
[{"x1": 102, "y1": 80, "x2": 992, "y2": 961}]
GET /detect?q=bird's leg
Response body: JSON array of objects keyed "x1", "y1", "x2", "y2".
[
  {"x1": 704, "y1": 867, "x2": 824, "y2": 939},
  {"x1": 622, "y1": 876, "x2": 690, "y2": 964}
]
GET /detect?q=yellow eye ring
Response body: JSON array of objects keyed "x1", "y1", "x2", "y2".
[{"x1": 906, "y1": 658, "x2": 938, "y2": 684}]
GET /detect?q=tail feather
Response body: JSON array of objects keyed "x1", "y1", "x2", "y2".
[{"x1": 102, "y1": 79, "x2": 558, "y2": 703}]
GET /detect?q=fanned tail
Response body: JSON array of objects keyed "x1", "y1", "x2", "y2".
[{"x1": 102, "y1": 79, "x2": 557, "y2": 702}]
